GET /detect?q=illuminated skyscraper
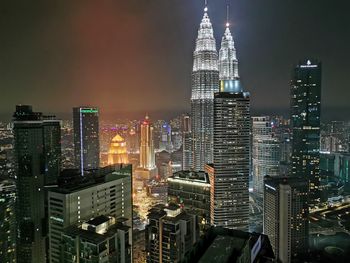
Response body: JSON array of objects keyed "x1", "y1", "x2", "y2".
[
  {"x1": 208, "y1": 22, "x2": 250, "y2": 230},
  {"x1": 108, "y1": 134, "x2": 129, "y2": 165},
  {"x1": 290, "y1": 59, "x2": 321, "y2": 205},
  {"x1": 182, "y1": 114, "x2": 192, "y2": 170},
  {"x1": 252, "y1": 116, "x2": 280, "y2": 197},
  {"x1": 139, "y1": 115, "x2": 155, "y2": 170},
  {"x1": 135, "y1": 115, "x2": 157, "y2": 180},
  {"x1": 13, "y1": 105, "x2": 61, "y2": 263},
  {"x1": 73, "y1": 107, "x2": 100, "y2": 175},
  {"x1": 219, "y1": 20, "x2": 239, "y2": 81},
  {"x1": 191, "y1": 5, "x2": 219, "y2": 171}
]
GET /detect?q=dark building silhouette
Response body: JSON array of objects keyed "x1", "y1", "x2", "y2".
[
  {"x1": 73, "y1": 107, "x2": 100, "y2": 175},
  {"x1": 290, "y1": 59, "x2": 322, "y2": 205},
  {"x1": 13, "y1": 105, "x2": 61, "y2": 263},
  {"x1": 181, "y1": 227, "x2": 275, "y2": 263}
]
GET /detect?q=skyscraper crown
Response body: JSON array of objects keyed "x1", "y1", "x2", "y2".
[
  {"x1": 192, "y1": 7, "x2": 218, "y2": 72},
  {"x1": 219, "y1": 23, "x2": 239, "y2": 80}
]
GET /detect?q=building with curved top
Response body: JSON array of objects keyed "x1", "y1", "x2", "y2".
[{"x1": 108, "y1": 134, "x2": 129, "y2": 165}]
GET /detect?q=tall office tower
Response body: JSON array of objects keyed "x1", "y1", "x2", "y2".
[
  {"x1": 13, "y1": 105, "x2": 61, "y2": 263},
  {"x1": 145, "y1": 204, "x2": 199, "y2": 263},
  {"x1": 182, "y1": 114, "x2": 192, "y2": 170},
  {"x1": 108, "y1": 134, "x2": 129, "y2": 165},
  {"x1": 159, "y1": 123, "x2": 172, "y2": 152},
  {"x1": 48, "y1": 164, "x2": 132, "y2": 263},
  {"x1": 135, "y1": 115, "x2": 157, "y2": 180},
  {"x1": 252, "y1": 116, "x2": 280, "y2": 197},
  {"x1": 168, "y1": 171, "x2": 211, "y2": 225},
  {"x1": 0, "y1": 180, "x2": 16, "y2": 263},
  {"x1": 61, "y1": 215, "x2": 131, "y2": 263},
  {"x1": 263, "y1": 176, "x2": 309, "y2": 262},
  {"x1": 191, "y1": 5, "x2": 219, "y2": 171},
  {"x1": 208, "y1": 22, "x2": 250, "y2": 231},
  {"x1": 291, "y1": 59, "x2": 321, "y2": 205},
  {"x1": 139, "y1": 115, "x2": 155, "y2": 170},
  {"x1": 73, "y1": 107, "x2": 100, "y2": 175}
]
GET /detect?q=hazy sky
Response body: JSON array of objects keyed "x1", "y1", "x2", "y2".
[{"x1": 1, "y1": 0, "x2": 349, "y2": 119}]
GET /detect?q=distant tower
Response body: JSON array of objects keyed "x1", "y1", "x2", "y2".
[
  {"x1": 191, "y1": 4, "x2": 219, "y2": 171},
  {"x1": 290, "y1": 59, "x2": 321, "y2": 205},
  {"x1": 139, "y1": 115, "x2": 156, "y2": 170},
  {"x1": 135, "y1": 115, "x2": 157, "y2": 180},
  {"x1": 182, "y1": 114, "x2": 192, "y2": 170},
  {"x1": 108, "y1": 134, "x2": 129, "y2": 165},
  {"x1": 208, "y1": 20, "x2": 250, "y2": 230},
  {"x1": 252, "y1": 116, "x2": 280, "y2": 198},
  {"x1": 73, "y1": 107, "x2": 100, "y2": 175},
  {"x1": 219, "y1": 7, "x2": 239, "y2": 81}
]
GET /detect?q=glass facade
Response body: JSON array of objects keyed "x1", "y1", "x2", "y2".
[{"x1": 291, "y1": 59, "x2": 322, "y2": 205}]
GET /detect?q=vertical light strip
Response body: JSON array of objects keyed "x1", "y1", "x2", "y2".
[{"x1": 80, "y1": 108, "x2": 84, "y2": 176}]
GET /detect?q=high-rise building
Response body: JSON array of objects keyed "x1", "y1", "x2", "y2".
[
  {"x1": 61, "y1": 215, "x2": 131, "y2": 263},
  {"x1": 145, "y1": 204, "x2": 199, "y2": 263},
  {"x1": 191, "y1": 5, "x2": 219, "y2": 171},
  {"x1": 167, "y1": 171, "x2": 211, "y2": 225},
  {"x1": 0, "y1": 180, "x2": 16, "y2": 263},
  {"x1": 252, "y1": 116, "x2": 280, "y2": 197},
  {"x1": 263, "y1": 176, "x2": 309, "y2": 262},
  {"x1": 48, "y1": 164, "x2": 132, "y2": 263},
  {"x1": 209, "y1": 22, "x2": 250, "y2": 231},
  {"x1": 108, "y1": 134, "x2": 129, "y2": 165},
  {"x1": 181, "y1": 114, "x2": 192, "y2": 170},
  {"x1": 291, "y1": 59, "x2": 321, "y2": 205},
  {"x1": 73, "y1": 107, "x2": 100, "y2": 175},
  {"x1": 13, "y1": 105, "x2": 61, "y2": 263},
  {"x1": 139, "y1": 115, "x2": 155, "y2": 170},
  {"x1": 159, "y1": 123, "x2": 172, "y2": 152},
  {"x1": 42, "y1": 117, "x2": 61, "y2": 185},
  {"x1": 135, "y1": 115, "x2": 157, "y2": 180}
]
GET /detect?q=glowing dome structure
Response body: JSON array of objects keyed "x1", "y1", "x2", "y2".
[{"x1": 108, "y1": 134, "x2": 129, "y2": 165}]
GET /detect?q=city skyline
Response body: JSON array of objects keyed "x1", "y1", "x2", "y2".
[
  {"x1": 0, "y1": 0, "x2": 349, "y2": 120},
  {"x1": 1, "y1": 1, "x2": 350, "y2": 262}
]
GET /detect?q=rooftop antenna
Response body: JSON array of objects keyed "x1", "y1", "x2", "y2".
[
  {"x1": 226, "y1": 4, "x2": 230, "y2": 27},
  {"x1": 204, "y1": 0, "x2": 208, "y2": 12}
]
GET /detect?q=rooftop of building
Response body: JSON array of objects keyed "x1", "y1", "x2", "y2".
[
  {"x1": 264, "y1": 175, "x2": 308, "y2": 188},
  {"x1": 63, "y1": 216, "x2": 130, "y2": 244},
  {"x1": 13, "y1": 105, "x2": 60, "y2": 122},
  {"x1": 147, "y1": 203, "x2": 193, "y2": 222},
  {"x1": 51, "y1": 164, "x2": 131, "y2": 194},
  {"x1": 170, "y1": 170, "x2": 210, "y2": 184},
  {"x1": 181, "y1": 227, "x2": 275, "y2": 263}
]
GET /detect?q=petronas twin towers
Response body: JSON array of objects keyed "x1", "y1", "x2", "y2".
[{"x1": 191, "y1": 5, "x2": 240, "y2": 171}]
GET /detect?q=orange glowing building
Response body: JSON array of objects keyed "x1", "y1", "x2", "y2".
[{"x1": 107, "y1": 134, "x2": 129, "y2": 165}]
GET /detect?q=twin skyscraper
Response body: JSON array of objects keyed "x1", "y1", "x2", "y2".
[{"x1": 185, "y1": 4, "x2": 251, "y2": 230}]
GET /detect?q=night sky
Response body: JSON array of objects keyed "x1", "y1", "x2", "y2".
[{"x1": 0, "y1": 0, "x2": 349, "y2": 120}]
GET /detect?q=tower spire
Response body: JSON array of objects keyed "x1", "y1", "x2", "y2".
[
  {"x1": 226, "y1": 4, "x2": 230, "y2": 27},
  {"x1": 204, "y1": 0, "x2": 208, "y2": 12}
]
